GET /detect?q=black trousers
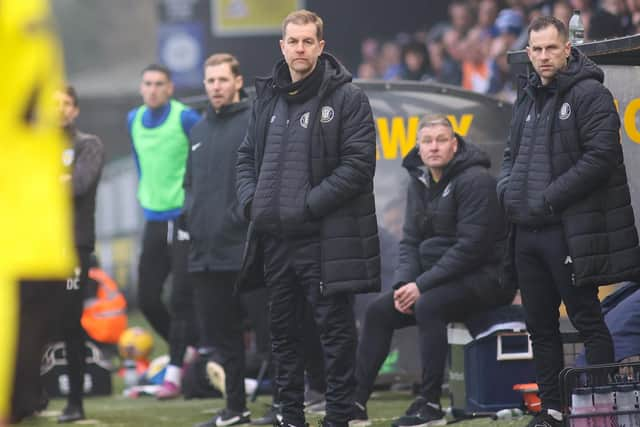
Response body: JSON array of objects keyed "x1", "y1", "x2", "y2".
[
  {"x1": 263, "y1": 235, "x2": 356, "y2": 425},
  {"x1": 62, "y1": 247, "x2": 92, "y2": 407},
  {"x1": 354, "y1": 281, "x2": 494, "y2": 406},
  {"x1": 268, "y1": 300, "x2": 327, "y2": 404},
  {"x1": 137, "y1": 220, "x2": 195, "y2": 366},
  {"x1": 192, "y1": 271, "x2": 246, "y2": 412},
  {"x1": 514, "y1": 224, "x2": 614, "y2": 411}
]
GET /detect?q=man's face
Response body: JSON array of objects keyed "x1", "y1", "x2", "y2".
[
  {"x1": 527, "y1": 25, "x2": 571, "y2": 85},
  {"x1": 418, "y1": 124, "x2": 458, "y2": 171},
  {"x1": 279, "y1": 22, "x2": 325, "y2": 82},
  {"x1": 140, "y1": 70, "x2": 173, "y2": 109},
  {"x1": 204, "y1": 63, "x2": 242, "y2": 111},
  {"x1": 55, "y1": 91, "x2": 78, "y2": 127}
]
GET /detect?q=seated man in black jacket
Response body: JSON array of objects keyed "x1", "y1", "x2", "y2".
[{"x1": 352, "y1": 114, "x2": 514, "y2": 427}]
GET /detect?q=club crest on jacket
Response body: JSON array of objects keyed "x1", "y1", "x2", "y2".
[{"x1": 559, "y1": 102, "x2": 571, "y2": 120}]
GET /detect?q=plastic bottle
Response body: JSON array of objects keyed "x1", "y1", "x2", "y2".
[
  {"x1": 570, "y1": 387, "x2": 594, "y2": 427},
  {"x1": 615, "y1": 384, "x2": 638, "y2": 427},
  {"x1": 123, "y1": 359, "x2": 138, "y2": 388},
  {"x1": 569, "y1": 10, "x2": 585, "y2": 45},
  {"x1": 633, "y1": 384, "x2": 640, "y2": 427},
  {"x1": 593, "y1": 386, "x2": 616, "y2": 427}
]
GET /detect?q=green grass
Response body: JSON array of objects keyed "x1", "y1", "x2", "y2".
[
  {"x1": 20, "y1": 392, "x2": 536, "y2": 426},
  {"x1": 19, "y1": 312, "x2": 536, "y2": 426}
]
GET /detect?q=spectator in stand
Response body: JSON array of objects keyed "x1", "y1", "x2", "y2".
[
  {"x1": 589, "y1": 0, "x2": 627, "y2": 40},
  {"x1": 357, "y1": 62, "x2": 378, "y2": 79},
  {"x1": 588, "y1": 9, "x2": 626, "y2": 40},
  {"x1": 622, "y1": 0, "x2": 640, "y2": 34},
  {"x1": 449, "y1": 0, "x2": 475, "y2": 38},
  {"x1": 437, "y1": 0, "x2": 475, "y2": 86},
  {"x1": 379, "y1": 41, "x2": 404, "y2": 80},
  {"x1": 440, "y1": 30, "x2": 464, "y2": 85},
  {"x1": 487, "y1": 8, "x2": 525, "y2": 99},
  {"x1": 360, "y1": 37, "x2": 380, "y2": 65},
  {"x1": 425, "y1": 24, "x2": 449, "y2": 83},
  {"x1": 553, "y1": 0, "x2": 574, "y2": 27},
  {"x1": 461, "y1": 28, "x2": 493, "y2": 93},
  {"x1": 400, "y1": 41, "x2": 433, "y2": 81},
  {"x1": 476, "y1": 0, "x2": 500, "y2": 34}
]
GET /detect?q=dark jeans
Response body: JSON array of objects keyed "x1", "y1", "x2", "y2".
[
  {"x1": 354, "y1": 281, "x2": 492, "y2": 406},
  {"x1": 137, "y1": 220, "x2": 195, "y2": 366},
  {"x1": 263, "y1": 235, "x2": 356, "y2": 425},
  {"x1": 192, "y1": 271, "x2": 246, "y2": 412},
  {"x1": 515, "y1": 224, "x2": 614, "y2": 411}
]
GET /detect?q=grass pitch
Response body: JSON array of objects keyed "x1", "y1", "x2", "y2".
[
  {"x1": 19, "y1": 312, "x2": 535, "y2": 426},
  {"x1": 21, "y1": 391, "x2": 534, "y2": 426}
]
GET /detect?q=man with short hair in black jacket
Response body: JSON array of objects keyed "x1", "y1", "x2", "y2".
[
  {"x1": 352, "y1": 114, "x2": 514, "y2": 427},
  {"x1": 236, "y1": 9, "x2": 380, "y2": 427},
  {"x1": 183, "y1": 53, "x2": 251, "y2": 427},
  {"x1": 56, "y1": 85, "x2": 105, "y2": 423},
  {"x1": 497, "y1": 16, "x2": 640, "y2": 427}
]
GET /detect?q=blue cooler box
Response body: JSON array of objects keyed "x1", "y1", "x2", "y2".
[{"x1": 464, "y1": 332, "x2": 536, "y2": 412}]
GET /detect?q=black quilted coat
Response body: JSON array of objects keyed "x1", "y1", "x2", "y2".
[
  {"x1": 236, "y1": 53, "x2": 381, "y2": 295},
  {"x1": 497, "y1": 48, "x2": 640, "y2": 287}
]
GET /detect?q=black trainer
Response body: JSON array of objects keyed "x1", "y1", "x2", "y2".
[
  {"x1": 273, "y1": 413, "x2": 309, "y2": 427},
  {"x1": 404, "y1": 397, "x2": 427, "y2": 416},
  {"x1": 195, "y1": 408, "x2": 251, "y2": 427},
  {"x1": 319, "y1": 419, "x2": 348, "y2": 427},
  {"x1": 57, "y1": 404, "x2": 85, "y2": 423},
  {"x1": 392, "y1": 402, "x2": 446, "y2": 427},
  {"x1": 526, "y1": 411, "x2": 564, "y2": 427},
  {"x1": 349, "y1": 402, "x2": 371, "y2": 427},
  {"x1": 251, "y1": 404, "x2": 280, "y2": 425}
]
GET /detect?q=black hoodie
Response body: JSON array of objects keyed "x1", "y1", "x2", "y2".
[
  {"x1": 395, "y1": 136, "x2": 511, "y2": 303},
  {"x1": 183, "y1": 96, "x2": 251, "y2": 272}
]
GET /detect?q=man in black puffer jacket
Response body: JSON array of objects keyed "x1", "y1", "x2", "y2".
[
  {"x1": 236, "y1": 9, "x2": 380, "y2": 427},
  {"x1": 497, "y1": 16, "x2": 640, "y2": 427},
  {"x1": 352, "y1": 114, "x2": 514, "y2": 427},
  {"x1": 184, "y1": 53, "x2": 251, "y2": 427}
]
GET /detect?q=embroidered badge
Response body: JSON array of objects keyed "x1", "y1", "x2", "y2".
[
  {"x1": 320, "y1": 106, "x2": 335, "y2": 123},
  {"x1": 442, "y1": 183, "x2": 452, "y2": 198},
  {"x1": 559, "y1": 102, "x2": 571, "y2": 120},
  {"x1": 300, "y1": 112, "x2": 310, "y2": 128}
]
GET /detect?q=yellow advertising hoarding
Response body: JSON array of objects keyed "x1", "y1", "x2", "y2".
[{"x1": 212, "y1": 0, "x2": 304, "y2": 36}]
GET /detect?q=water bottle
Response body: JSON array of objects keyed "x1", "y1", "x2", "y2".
[
  {"x1": 571, "y1": 387, "x2": 593, "y2": 427},
  {"x1": 593, "y1": 386, "x2": 616, "y2": 427},
  {"x1": 615, "y1": 384, "x2": 637, "y2": 427},
  {"x1": 633, "y1": 384, "x2": 640, "y2": 427},
  {"x1": 569, "y1": 10, "x2": 585, "y2": 45},
  {"x1": 123, "y1": 359, "x2": 138, "y2": 388}
]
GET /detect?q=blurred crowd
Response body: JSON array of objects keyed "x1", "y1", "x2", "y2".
[{"x1": 356, "y1": 0, "x2": 640, "y2": 101}]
